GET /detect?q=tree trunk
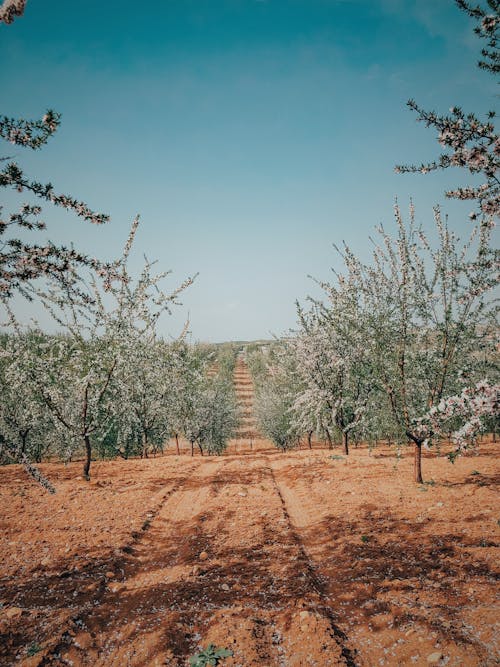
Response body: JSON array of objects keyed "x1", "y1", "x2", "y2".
[
  {"x1": 141, "y1": 431, "x2": 148, "y2": 459},
  {"x1": 198, "y1": 442, "x2": 204, "y2": 456},
  {"x1": 83, "y1": 435, "x2": 92, "y2": 481},
  {"x1": 307, "y1": 431, "x2": 313, "y2": 449},
  {"x1": 342, "y1": 431, "x2": 349, "y2": 456},
  {"x1": 20, "y1": 430, "x2": 28, "y2": 455},
  {"x1": 190, "y1": 440, "x2": 194, "y2": 457},
  {"x1": 325, "y1": 429, "x2": 333, "y2": 449},
  {"x1": 414, "y1": 441, "x2": 423, "y2": 484},
  {"x1": 175, "y1": 433, "x2": 180, "y2": 455}
]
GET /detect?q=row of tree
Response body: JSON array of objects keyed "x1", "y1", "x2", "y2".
[
  {"x1": 251, "y1": 207, "x2": 499, "y2": 483},
  {"x1": 249, "y1": 0, "x2": 500, "y2": 483},
  {"x1": 1, "y1": 0, "x2": 498, "y2": 489},
  {"x1": 0, "y1": 232, "x2": 240, "y2": 488}
]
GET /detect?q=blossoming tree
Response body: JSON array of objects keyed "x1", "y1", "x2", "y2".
[
  {"x1": 327, "y1": 204, "x2": 497, "y2": 481},
  {"x1": 396, "y1": 1, "x2": 499, "y2": 223},
  {"x1": 291, "y1": 286, "x2": 375, "y2": 456},
  {"x1": 16, "y1": 220, "x2": 193, "y2": 481}
]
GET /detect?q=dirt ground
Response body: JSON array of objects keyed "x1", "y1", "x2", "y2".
[{"x1": 0, "y1": 362, "x2": 498, "y2": 666}]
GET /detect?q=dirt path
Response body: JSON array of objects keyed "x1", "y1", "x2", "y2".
[
  {"x1": 269, "y1": 450, "x2": 499, "y2": 666},
  {"x1": 45, "y1": 454, "x2": 352, "y2": 666},
  {"x1": 231, "y1": 355, "x2": 260, "y2": 447}
]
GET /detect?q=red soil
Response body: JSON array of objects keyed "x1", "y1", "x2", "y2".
[
  {"x1": 0, "y1": 440, "x2": 498, "y2": 666},
  {"x1": 0, "y1": 359, "x2": 498, "y2": 665}
]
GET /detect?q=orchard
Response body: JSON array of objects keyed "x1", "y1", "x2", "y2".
[{"x1": 0, "y1": 1, "x2": 498, "y2": 666}]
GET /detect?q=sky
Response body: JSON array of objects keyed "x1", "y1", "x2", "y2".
[{"x1": 1, "y1": 0, "x2": 498, "y2": 342}]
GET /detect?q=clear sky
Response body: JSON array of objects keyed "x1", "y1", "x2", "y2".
[{"x1": 1, "y1": 0, "x2": 497, "y2": 341}]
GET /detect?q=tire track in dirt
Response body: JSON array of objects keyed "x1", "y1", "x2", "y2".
[
  {"x1": 46, "y1": 454, "x2": 355, "y2": 666},
  {"x1": 37, "y1": 459, "x2": 204, "y2": 666},
  {"x1": 49, "y1": 457, "x2": 234, "y2": 666},
  {"x1": 265, "y1": 458, "x2": 359, "y2": 667}
]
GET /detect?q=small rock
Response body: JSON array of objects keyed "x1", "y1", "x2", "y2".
[
  {"x1": 221, "y1": 583, "x2": 230, "y2": 591},
  {"x1": 238, "y1": 491, "x2": 247, "y2": 497},
  {"x1": 199, "y1": 551, "x2": 209, "y2": 561},
  {"x1": 41, "y1": 557, "x2": 51, "y2": 567},
  {"x1": 105, "y1": 571, "x2": 115, "y2": 578},
  {"x1": 4, "y1": 606, "x2": 23, "y2": 620},
  {"x1": 74, "y1": 632, "x2": 93, "y2": 650},
  {"x1": 427, "y1": 652, "x2": 442, "y2": 664},
  {"x1": 436, "y1": 502, "x2": 444, "y2": 507},
  {"x1": 299, "y1": 610, "x2": 310, "y2": 621}
]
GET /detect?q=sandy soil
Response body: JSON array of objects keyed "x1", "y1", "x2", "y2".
[{"x1": 0, "y1": 362, "x2": 498, "y2": 666}]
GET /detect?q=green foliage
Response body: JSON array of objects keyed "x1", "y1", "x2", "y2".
[
  {"x1": 26, "y1": 643, "x2": 41, "y2": 657},
  {"x1": 252, "y1": 343, "x2": 303, "y2": 451},
  {"x1": 216, "y1": 343, "x2": 238, "y2": 383},
  {"x1": 189, "y1": 644, "x2": 233, "y2": 667}
]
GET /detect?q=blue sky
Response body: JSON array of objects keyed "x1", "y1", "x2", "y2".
[{"x1": 1, "y1": 0, "x2": 497, "y2": 341}]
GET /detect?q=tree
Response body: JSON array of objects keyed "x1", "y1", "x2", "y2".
[
  {"x1": 19, "y1": 220, "x2": 193, "y2": 480},
  {"x1": 0, "y1": 331, "x2": 54, "y2": 463},
  {"x1": 0, "y1": 331, "x2": 56, "y2": 492},
  {"x1": 0, "y1": 109, "x2": 112, "y2": 301},
  {"x1": 112, "y1": 338, "x2": 174, "y2": 459},
  {"x1": 416, "y1": 379, "x2": 499, "y2": 460},
  {"x1": 253, "y1": 345, "x2": 302, "y2": 451},
  {"x1": 457, "y1": 0, "x2": 499, "y2": 74},
  {"x1": 291, "y1": 288, "x2": 374, "y2": 456},
  {"x1": 171, "y1": 345, "x2": 238, "y2": 456},
  {"x1": 201, "y1": 378, "x2": 239, "y2": 455},
  {"x1": 396, "y1": 1, "x2": 499, "y2": 223},
  {"x1": 169, "y1": 343, "x2": 210, "y2": 456},
  {"x1": 333, "y1": 204, "x2": 497, "y2": 482},
  {"x1": 0, "y1": 0, "x2": 26, "y2": 24}
]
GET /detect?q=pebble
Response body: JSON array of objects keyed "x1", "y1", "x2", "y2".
[
  {"x1": 73, "y1": 631, "x2": 93, "y2": 650},
  {"x1": 199, "y1": 551, "x2": 209, "y2": 561},
  {"x1": 105, "y1": 571, "x2": 115, "y2": 578},
  {"x1": 299, "y1": 610, "x2": 310, "y2": 620},
  {"x1": 4, "y1": 607, "x2": 23, "y2": 620},
  {"x1": 427, "y1": 652, "x2": 442, "y2": 663},
  {"x1": 221, "y1": 583, "x2": 230, "y2": 591}
]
